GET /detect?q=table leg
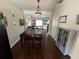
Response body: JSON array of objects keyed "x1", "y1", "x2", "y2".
[{"x1": 20, "y1": 35, "x2": 23, "y2": 48}]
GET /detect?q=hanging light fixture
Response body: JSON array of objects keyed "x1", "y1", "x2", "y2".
[{"x1": 35, "y1": 0, "x2": 42, "y2": 15}]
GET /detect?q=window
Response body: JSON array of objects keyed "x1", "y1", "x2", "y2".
[{"x1": 36, "y1": 20, "x2": 43, "y2": 26}]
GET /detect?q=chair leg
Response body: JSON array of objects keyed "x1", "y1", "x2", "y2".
[
  {"x1": 20, "y1": 37, "x2": 23, "y2": 48},
  {"x1": 20, "y1": 39, "x2": 23, "y2": 48}
]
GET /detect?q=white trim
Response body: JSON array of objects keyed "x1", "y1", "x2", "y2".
[
  {"x1": 10, "y1": 38, "x2": 20, "y2": 48},
  {"x1": 48, "y1": 33, "x2": 57, "y2": 41}
]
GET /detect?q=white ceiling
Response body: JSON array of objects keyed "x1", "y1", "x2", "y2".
[{"x1": 11, "y1": 0, "x2": 57, "y2": 11}]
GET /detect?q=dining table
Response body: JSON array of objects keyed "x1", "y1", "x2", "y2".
[{"x1": 20, "y1": 28, "x2": 44, "y2": 48}]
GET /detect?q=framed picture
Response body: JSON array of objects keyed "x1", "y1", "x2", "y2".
[
  {"x1": 19, "y1": 19, "x2": 25, "y2": 26},
  {"x1": 76, "y1": 14, "x2": 79, "y2": 24},
  {"x1": 59, "y1": 15, "x2": 67, "y2": 23}
]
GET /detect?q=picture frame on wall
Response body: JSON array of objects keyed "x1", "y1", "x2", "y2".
[
  {"x1": 0, "y1": 12, "x2": 8, "y2": 27},
  {"x1": 19, "y1": 19, "x2": 25, "y2": 26},
  {"x1": 59, "y1": 15, "x2": 67, "y2": 23},
  {"x1": 76, "y1": 14, "x2": 79, "y2": 24}
]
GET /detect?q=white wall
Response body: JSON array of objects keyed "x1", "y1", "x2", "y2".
[
  {"x1": 56, "y1": 0, "x2": 79, "y2": 31},
  {"x1": 50, "y1": 0, "x2": 79, "y2": 58},
  {"x1": 24, "y1": 10, "x2": 51, "y2": 17},
  {"x1": 50, "y1": 0, "x2": 79, "y2": 40},
  {"x1": 24, "y1": 15, "x2": 31, "y2": 30},
  {"x1": 0, "y1": 0, "x2": 24, "y2": 48}
]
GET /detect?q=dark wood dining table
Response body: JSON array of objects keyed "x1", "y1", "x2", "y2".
[{"x1": 20, "y1": 28, "x2": 43, "y2": 48}]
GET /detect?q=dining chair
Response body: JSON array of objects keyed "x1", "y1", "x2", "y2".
[
  {"x1": 32, "y1": 34, "x2": 43, "y2": 47},
  {"x1": 24, "y1": 34, "x2": 33, "y2": 48}
]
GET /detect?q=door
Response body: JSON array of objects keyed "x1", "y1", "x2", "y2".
[{"x1": 0, "y1": 13, "x2": 12, "y2": 59}]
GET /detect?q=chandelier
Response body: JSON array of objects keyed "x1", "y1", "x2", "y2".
[{"x1": 35, "y1": 0, "x2": 42, "y2": 15}]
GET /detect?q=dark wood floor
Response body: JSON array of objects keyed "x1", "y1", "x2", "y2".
[{"x1": 11, "y1": 35, "x2": 69, "y2": 59}]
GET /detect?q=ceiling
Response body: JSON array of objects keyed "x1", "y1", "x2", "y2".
[{"x1": 11, "y1": 0, "x2": 57, "y2": 11}]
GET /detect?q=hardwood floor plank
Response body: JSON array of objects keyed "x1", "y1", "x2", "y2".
[{"x1": 11, "y1": 35, "x2": 70, "y2": 59}]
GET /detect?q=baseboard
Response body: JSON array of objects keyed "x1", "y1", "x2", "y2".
[
  {"x1": 48, "y1": 34, "x2": 57, "y2": 42},
  {"x1": 10, "y1": 38, "x2": 20, "y2": 48}
]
